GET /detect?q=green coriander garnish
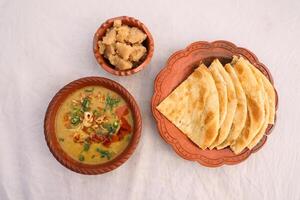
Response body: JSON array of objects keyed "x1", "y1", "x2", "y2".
[
  {"x1": 105, "y1": 95, "x2": 120, "y2": 111},
  {"x1": 58, "y1": 137, "x2": 64, "y2": 142},
  {"x1": 78, "y1": 154, "x2": 85, "y2": 161},
  {"x1": 83, "y1": 142, "x2": 90, "y2": 152},
  {"x1": 96, "y1": 148, "x2": 113, "y2": 160}
]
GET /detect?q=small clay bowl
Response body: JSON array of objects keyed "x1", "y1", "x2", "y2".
[
  {"x1": 93, "y1": 16, "x2": 154, "y2": 76},
  {"x1": 151, "y1": 40, "x2": 278, "y2": 167},
  {"x1": 44, "y1": 77, "x2": 142, "y2": 174}
]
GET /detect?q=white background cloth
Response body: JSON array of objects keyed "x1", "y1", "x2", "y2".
[{"x1": 0, "y1": 0, "x2": 299, "y2": 199}]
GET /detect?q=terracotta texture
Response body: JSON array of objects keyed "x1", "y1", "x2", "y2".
[
  {"x1": 44, "y1": 77, "x2": 142, "y2": 174},
  {"x1": 93, "y1": 16, "x2": 154, "y2": 76},
  {"x1": 151, "y1": 41, "x2": 278, "y2": 167}
]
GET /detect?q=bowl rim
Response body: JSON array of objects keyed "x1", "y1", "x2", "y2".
[
  {"x1": 151, "y1": 40, "x2": 278, "y2": 167},
  {"x1": 93, "y1": 16, "x2": 154, "y2": 76},
  {"x1": 44, "y1": 76, "x2": 142, "y2": 174}
]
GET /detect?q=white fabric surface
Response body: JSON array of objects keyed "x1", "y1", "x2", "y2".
[{"x1": 0, "y1": 0, "x2": 300, "y2": 199}]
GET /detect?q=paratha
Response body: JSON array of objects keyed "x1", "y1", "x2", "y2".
[
  {"x1": 208, "y1": 59, "x2": 228, "y2": 130},
  {"x1": 230, "y1": 56, "x2": 265, "y2": 154},
  {"x1": 157, "y1": 64, "x2": 219, "y2": 149},
  {"x1": 250, "y1": 65, "x2": 276, "y2": 124},
  {"x1": 217, "y1": 63, "x2": 247, "y2": 149},
  {"x1": 247, "y1": 63, "x2": 275, "y2": 149},
  {"x1": 248, "y1": 77, "x2": 270, "y2": 149},
  {"x1": 209, "y1": 60, "x2": 237, "y2": 149}
]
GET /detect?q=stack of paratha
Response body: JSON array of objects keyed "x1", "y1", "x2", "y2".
[{"x1": 157, "y1": 56, "x2": 276, "y2": 154}]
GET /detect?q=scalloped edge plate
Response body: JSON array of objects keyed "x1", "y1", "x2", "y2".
[{"x1": 151, "y1": 41, "x2": 278, "y2": 167}]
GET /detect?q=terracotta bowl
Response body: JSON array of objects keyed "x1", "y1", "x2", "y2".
[
  {"x1": 44, "y1": 77, "x2": 142, "y2": 174},
  {"x1": 93, "y1": 16, "x2": 154, "y2": 76},
  {"x1": 151, "y1": 40, "x2": 278, "y2": 167}
]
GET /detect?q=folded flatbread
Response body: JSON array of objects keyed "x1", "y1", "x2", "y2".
[
  {"x1": 230, "y1": 56, "x2": 265, "y2": 154},
  {"x1": 248, "y1": 76, "x2": 269, "y2": 149},
  {"x1": 247, "y1": 64, "x2": 275, "y2": 149},
  {"x1": 217, "y1": 63, "x2": 247, "y2": 149},
  {"x1": 209, "y1": 60, "x2": 237, "y2": 149},
  {"x1": 208, "y1": 59, "x2": 227, "y2": 145},
  {"x1": 250, "y1": 66, "x2": 276, "y2": 124},
  {"x1": 157, "y1": 64, "x2": 219, "y2": 149}
]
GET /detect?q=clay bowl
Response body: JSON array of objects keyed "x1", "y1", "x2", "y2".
[
  {"x1": 44, "y1": 77, "x2": 142, "y2": 174},
  {"x1": 93, "y1": 16, "x2": 154, "y2": 76},
  {"x1": 151, "y1": 40, "x2": 278, "y2": 167}
]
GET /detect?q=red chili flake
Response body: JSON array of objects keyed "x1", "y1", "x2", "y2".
[
  {"x1": 103, "y1": 139, "x2": 111, "y2": 147},
  {"x1": 91, "y1": 133, "x2": 103, "y2": 143}
]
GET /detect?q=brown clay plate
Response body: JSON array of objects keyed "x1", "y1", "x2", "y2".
[
  {"x1": 44, "y1": 77, "x2": 142, "y2": 174},
  {"x1": 151, "y1": 40, "x2": 278, "y2": 167}
]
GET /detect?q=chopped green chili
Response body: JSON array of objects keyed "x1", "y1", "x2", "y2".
[
  {"x1": 71, "y1": 115, "x2": 80, "y2": 125},
  {"x1": 82, "y1": 97, "x2": 90, "y2": 111}
]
